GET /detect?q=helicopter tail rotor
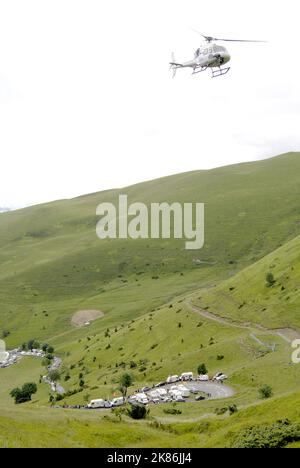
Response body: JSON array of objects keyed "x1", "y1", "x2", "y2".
[{"x1": 169, "y1": 52, "x2": 178, "y2": 78}]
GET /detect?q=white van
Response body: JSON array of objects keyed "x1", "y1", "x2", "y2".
[
  {"x1": 88, "y1": 399, "x2": 106, "y2": 409},
  {"x1": 111, "y1": 397, "x2": 125, "y2": 407}
]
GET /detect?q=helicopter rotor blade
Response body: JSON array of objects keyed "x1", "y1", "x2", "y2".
[
  {"x1": 216, "y1": 38, "x2": 268, "y2": 43},
  {"x1": 191, "y1": 29, "x2": 267, "y2": 43}
]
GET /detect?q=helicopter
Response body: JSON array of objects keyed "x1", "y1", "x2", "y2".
[{"x1": 170, "y1": 32, "x2": 267, "y2": 78}]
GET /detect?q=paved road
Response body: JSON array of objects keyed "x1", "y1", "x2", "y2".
[{"x1": 161, "y1": 381, "x2": 234, "y2": 400}]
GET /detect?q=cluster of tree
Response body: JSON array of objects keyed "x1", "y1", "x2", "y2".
[
  {"x1": 21, "y1": 340, "x2": 54, "y2": 354},
  {"x1": 10, "y1": 383, "x2": 37, "y2": 404}
]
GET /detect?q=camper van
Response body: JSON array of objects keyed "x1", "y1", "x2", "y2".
[
  {"x1": 177, "y1": 385, "x2": 190, "y2": 398},
  {"x1": 198, "y1": 374, "x2": 209, "y2": 381},
  {"x1": 148, "y1": 390, "x2": 160, "y2": 400},
  {"x1": 135, "y1": 393, "x2": 149, "y2": 405},
  {"x1": 166, "y1": 375, "x2": 179, "y2": 384},
  {"x1": 169, "y1": 389, "x2": 183, "y2": 400},
  {"x1": 87, "y1": 399, "x2": 106, "y2": 409},
  {"x1": 180, "y1": 372, "x2": 194, "y2": 381}
]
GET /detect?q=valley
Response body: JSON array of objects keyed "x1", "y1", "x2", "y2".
[{"x1": 1, "y1": 152, "x2": 300, "y2": 448}]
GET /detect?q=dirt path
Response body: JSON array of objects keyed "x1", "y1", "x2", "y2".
[{"x1": 185, "y1": 300, "x2": 300, "y2": 344}]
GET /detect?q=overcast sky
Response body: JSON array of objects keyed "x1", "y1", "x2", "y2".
[{"x1": 0, "y1": 0, "x2": 299, "y2": 207}]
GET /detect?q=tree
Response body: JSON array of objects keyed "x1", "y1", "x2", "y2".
[
  {"x1": 127, "y1": 404, "x2": 148, "y2": 420},
  {"x1": 48, "y1": 370, "x2": 60, "y2": 383},
  {"x1": 266, "y1": 272, "x2": 276, "y2": 287},
  {"x1": 259, "y1": 385, "x2": 273, "y2": 399},
  {"x1": 197, "y1": 363, "x2": 208, "y2": 375},
  {"x1": 27, "y1": 339, "x2": 40, "y2": 350},
  {"x1": 118, "y1": 373, "x2": 134, "y2": 401},
  {"x1": 10, "y1": 382, "x2": 37, "y2": 404}
]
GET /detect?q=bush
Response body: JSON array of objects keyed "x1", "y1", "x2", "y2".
[
  {"x1": 232, "y1": 420, "x2": 300, "y2": 448},
  {"x1": 215, "y1": 407, "x2": 228, "y2": 416},
  {"x1": 259, "y1": 385, "x2": 273, "y2": 399},
  {"x1": 127, "y1": 404, "x2": 148, "y2": 420},
  {"x1": 163, "y1": 408, "x2": 182, "y2": 415},
  {"x1": 266, "y1": 272, "x2": 276, "y2": 287}
]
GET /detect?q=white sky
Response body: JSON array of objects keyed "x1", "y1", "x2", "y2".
[{"x1": 0, "y1": 0, "x2": 300, "y2": 207}]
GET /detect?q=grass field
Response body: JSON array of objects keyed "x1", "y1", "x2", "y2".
[{"x1": 1, "y1": 152, "x2": 300, "y2": 447}]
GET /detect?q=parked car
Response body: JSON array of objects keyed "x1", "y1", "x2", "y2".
[
  {"x1": 189, "y1": 387, "x2": 199, "y2": 394},
  {"x1": 213, "y1": 372, "x2": 228, "y2": 382},
  {"x1": 195, "y1": 395, "x2": 206, "y2": 401}
]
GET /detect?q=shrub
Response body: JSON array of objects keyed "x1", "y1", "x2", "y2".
[
  {"x1": 163, "y1": 408, "x2": 182, "y2": 415},
  {"x1": 259, "y1": 385, "x2": 273, "y2": 399},
  {"x1": 266, "y1": 272, "x2": 276, "y2": 287},
  {"x1": 232, "y1": 420, "x2": 300, "y2": 448},
  {"x1": 127, "y1": 404, "x2": 148, "y2": 420}
]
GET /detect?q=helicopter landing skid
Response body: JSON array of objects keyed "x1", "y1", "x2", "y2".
[
  {"x1": 211, "y1": 66, "x2": 231, "y2": 78},
  {"x1": 192, "y1": 66, "x2": 208, "y2": 75}
]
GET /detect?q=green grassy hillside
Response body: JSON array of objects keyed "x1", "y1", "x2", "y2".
[
  {"x1": 1, "y1": 152, "x2": 300, "y2": 448},
  {"x1": 195, "y1": 232, "x2": 300, "y2": 330},
  {"x1": 1, "y1": 152, "x2": 300, "y2": 344}
]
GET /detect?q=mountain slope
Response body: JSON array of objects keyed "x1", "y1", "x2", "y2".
[
  {"x1": 195, "y1": 232, "x2": 300, "y2": 329},
  {"x1": 1, "y1": 152, "x2": 300, "y2": 343}
]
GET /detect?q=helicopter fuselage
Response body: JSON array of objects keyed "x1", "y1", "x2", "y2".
[
  {"x1": 185, "y1": 43, "x2": 231, "y2": 68},
  {"x1": 170, "y1": 42, "x2": 231, "y2": 78}
]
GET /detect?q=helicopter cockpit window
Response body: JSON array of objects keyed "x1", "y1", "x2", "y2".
[{"x1": 214, "y1": 45, "x2": 225, "y2": 53}]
